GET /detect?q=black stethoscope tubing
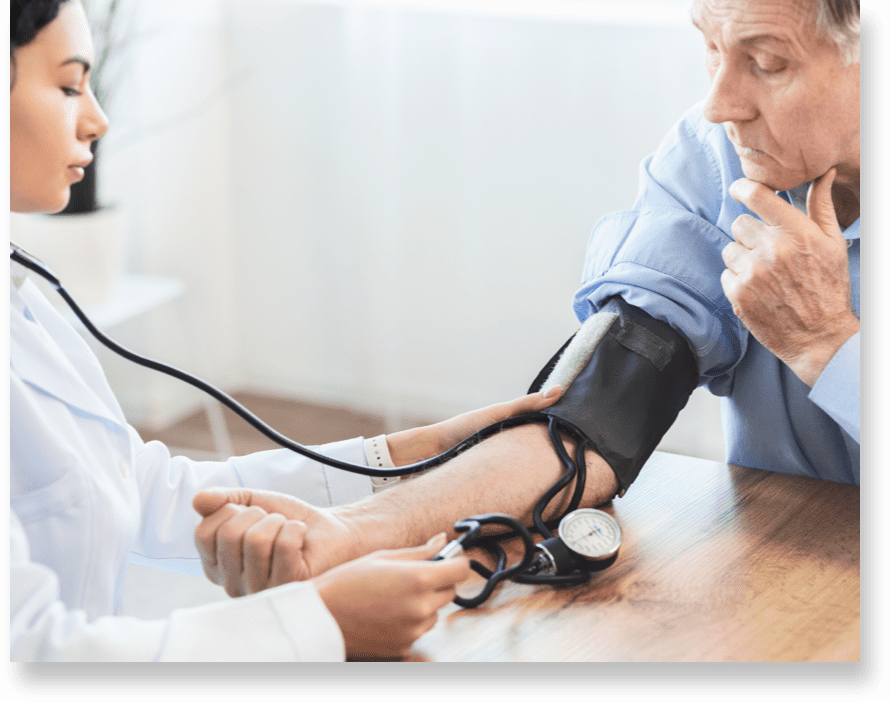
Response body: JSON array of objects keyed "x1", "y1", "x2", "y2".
[
  {"x1": 11, "y1": 244, "x2": 551, "y2": 478},
  {"x1": 12, "y1": 244, "x2": 600, "y2": 606}
]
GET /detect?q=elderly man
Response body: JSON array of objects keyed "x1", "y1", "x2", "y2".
[{"x1": 193, "y1": 0, "x2": 860, "y2": 594}]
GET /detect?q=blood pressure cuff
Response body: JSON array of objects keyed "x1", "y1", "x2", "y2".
[{"x1": 528, "y1": 297, "x2": 699, "y2": 495}]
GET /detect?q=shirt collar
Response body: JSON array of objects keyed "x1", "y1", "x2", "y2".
[{"x1": 780, "y1": 183, "x2": 860, "y2": 241}]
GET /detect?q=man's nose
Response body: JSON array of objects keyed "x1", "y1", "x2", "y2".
[{"x1": 702, "y1": 64, "x2": 757, "y2": 125}]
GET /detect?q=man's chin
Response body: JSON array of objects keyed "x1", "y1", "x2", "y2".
[{"x1": 738, "y1": 162, "x2": 806, "y2": 193}]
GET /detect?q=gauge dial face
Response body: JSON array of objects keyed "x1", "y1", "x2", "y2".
[{"x1": 558, "y1": 509, "x2": 622, "y2": 561}]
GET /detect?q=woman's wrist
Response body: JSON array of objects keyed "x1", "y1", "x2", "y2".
[{"x1": 384, "y1": 426, "x2": 435, "y2": 467}]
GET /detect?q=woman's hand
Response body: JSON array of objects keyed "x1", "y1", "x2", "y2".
[
  {"x1": 385, "y1": 386, "x2": 563, "y2": 466},
  {"x1": 312, "y1": 534, "x2": 470, "y2": 660},
  {"x1": 193, "y1": 490, "x2": 468, "y2": 659},
  {"x1": 191, "y1": 388, "x2": 564, "y2": 596}
]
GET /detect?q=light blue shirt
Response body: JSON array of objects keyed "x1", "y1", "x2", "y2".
[{"x1": 573, "y1": 104, "x2": 860, "y2": 486}]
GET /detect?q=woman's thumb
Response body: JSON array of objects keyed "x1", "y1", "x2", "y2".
[
  {"x1": 379, "y1": 533, "x2": 450, "y2": 561},
  {"x1": 192, "y1": 486, "x2": 303, "y2": 517},
  {"x1": 192, "y1": 487, "x2": 255, "y2": 517}
]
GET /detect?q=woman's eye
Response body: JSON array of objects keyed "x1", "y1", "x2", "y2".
[{"x1": 61, "y1": 87, "x2": 82, "y2": 97}]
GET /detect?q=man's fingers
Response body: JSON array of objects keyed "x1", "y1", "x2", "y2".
[
  {"x1": 720, "y1": 267, "x2": 740, "y2": 306},
  {"x1": 806, "y1": 168, "x2": 843, "y2": 238},
  {"x1": 729, "y1": 178, "x2": 793, "y2": 226},
  {"x1": 729, "y1": 213, "x2": 764, "y2": 249},
  {"x1": 722, "y1": 241, "x2": 748, "y2": 273}
]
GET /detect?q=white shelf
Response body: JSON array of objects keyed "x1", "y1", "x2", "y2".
[{"x1": 63, "y1": 274, "x2": 186, "y2": 330}]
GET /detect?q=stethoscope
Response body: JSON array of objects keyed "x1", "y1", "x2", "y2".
[{"x1": 10, "y1": 242, "x2": 621, "y2": 608}]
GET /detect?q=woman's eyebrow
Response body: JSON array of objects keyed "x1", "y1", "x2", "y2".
[{"x1": 58, "y1": 57, "x2": 91, "y2": 73}]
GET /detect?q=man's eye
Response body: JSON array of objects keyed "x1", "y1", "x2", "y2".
[{"x1": 752, "y1": 57, "x2": 787, "y2": 75}]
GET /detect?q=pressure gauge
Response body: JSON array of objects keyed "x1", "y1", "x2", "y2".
[
  {"x1": 558, "y1": 508, "x2": 621, "y2": 565},
  {"x1": 531, "y1": 508, "x2": 622, "y2": 576}
]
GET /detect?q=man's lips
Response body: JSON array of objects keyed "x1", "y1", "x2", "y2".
[{"x1": 733, "y1": 142, "x2": 767, "y2": 158}]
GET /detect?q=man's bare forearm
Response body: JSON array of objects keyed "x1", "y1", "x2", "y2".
[{"x1": 332, "y1": 423, "x2": 620, "y2": 556}]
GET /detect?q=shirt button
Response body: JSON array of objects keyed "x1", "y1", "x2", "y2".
[{"x1": 118, "y1": 458, "x2": 129, "y2": 477}]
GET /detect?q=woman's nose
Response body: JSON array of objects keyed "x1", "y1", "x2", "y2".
[{"x1": 78, "y1": 87, "x2": 109, "y2": 143}]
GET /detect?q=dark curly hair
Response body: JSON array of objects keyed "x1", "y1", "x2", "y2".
[{"x1": 10, "y1": 0, "x2": 70, "y2": 86}]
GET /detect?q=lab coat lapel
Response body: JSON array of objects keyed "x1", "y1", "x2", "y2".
[{"x1": 10, "y1": 280, "x2": 128, "y2": 430}]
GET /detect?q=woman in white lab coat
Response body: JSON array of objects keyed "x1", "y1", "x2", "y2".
[{"x1": 9, "y1": 0, "x2": 558, "y2": 661}]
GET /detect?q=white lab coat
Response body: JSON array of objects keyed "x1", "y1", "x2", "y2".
[{"x1": 9, "y1": 269, "x2": 374, "y2": 661}]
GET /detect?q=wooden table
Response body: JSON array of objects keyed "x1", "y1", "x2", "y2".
[{"x1": 413, "y1": 451, "x2": 860, "y2": 662}]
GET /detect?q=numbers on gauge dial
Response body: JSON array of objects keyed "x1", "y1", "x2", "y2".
[{"x1": 558, "y1": 509, "x2": 621, "y2": 560}]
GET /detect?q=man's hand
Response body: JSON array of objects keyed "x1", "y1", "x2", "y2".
[
  {"x1": 385, "y1": 386, "x2": 562, "y2": 466},
  {"x1": 193, "y1": 488, "x2": 359, "y2": 596},
  {"x1": 720, "y1": 169, "x2": 859, "y2": 386}
]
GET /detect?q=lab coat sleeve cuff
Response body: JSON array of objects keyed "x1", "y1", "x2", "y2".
[
  {"x1": 229, "y1": 437, "x2": 373, "y2": 507},
  {"x1": 159, "y1": 581, "x2": 345, "y2": 661},
  {"x1": 320, "y1": 437, "x2": 376, "y2": 505},
  {"x1": 809, "y1": 331, "x2": 860, "y2": 443}
]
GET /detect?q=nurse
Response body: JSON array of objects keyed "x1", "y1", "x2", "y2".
[{"x1": 9, "y1": 0, "x2": 558, "y2": 661}]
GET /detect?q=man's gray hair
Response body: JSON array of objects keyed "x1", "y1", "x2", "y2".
[{"x1": 814, "y1": 0, "x2": 860, "y2": 64}]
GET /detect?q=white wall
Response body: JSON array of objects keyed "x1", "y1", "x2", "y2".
[
  {"x1": 17, "y1": 0, "x2": 723, "y2": 458},
  {"x1": 224, "y1": 0, "x2": 713, "y2": 430}
]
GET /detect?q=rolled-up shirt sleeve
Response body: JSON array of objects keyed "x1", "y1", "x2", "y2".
[
  {"x1": 809, "y1": 331, "x2": 860, "y2": 444},
  {"x1": 570, "y1": 103, "x2": 860, "y2": 484}
]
